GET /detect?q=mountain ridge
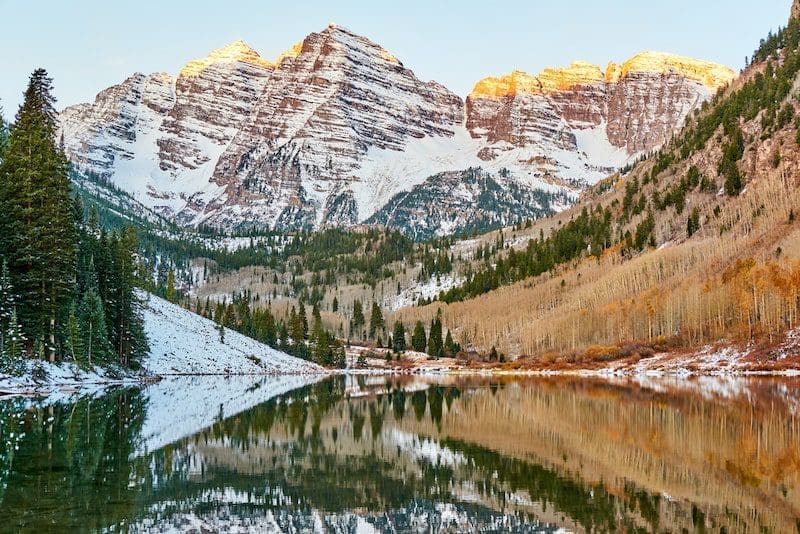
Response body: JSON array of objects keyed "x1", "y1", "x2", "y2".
[{"x1": 58, "y1": 24, "x2": 735, "y2": 237}]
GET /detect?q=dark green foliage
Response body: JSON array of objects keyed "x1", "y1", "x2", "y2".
[
  {"x1": 633, "y1": 212, "x2": 656, "y2": 251},
  {"x1": 439, "y1": 206, "x2": 612, "y2": 303},
  {"x1": 392, "y1": 321, "x2": 406, "y2": 353},
  {"x1": 0, "y1": 69, "x2": 76, "y2": 354},
  {"x1": 351, "y1": 299, "x2": 365, "y2": 335},
  {"x1": 687, "y1": 207, "x2": 701, "y2": 237},
  {"x1": 719, "y1": 124, "x2": 745, "y2": 196},
  {"x1": 0, "y1": 70, "x2": 147, "y2": 368},
  {"x1": 411, "y1": 320, "x2": 427, "y2": 353},
  {"x1": 76, "y1": 286, "x2": 112, "y2": 366},
  {"x1": 368, "y1": 301, "x2": 384, "y2": 339},
  {"x1": 427, "y1": 316, "x2": 443, "y2": 358}
]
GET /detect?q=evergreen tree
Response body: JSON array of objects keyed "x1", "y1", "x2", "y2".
[
  {"x1": 78, "y1": 286, "x2": 112, "y2": 366},
  {"x1": 65, "y1": 303, "x2": 82, "y2": 363},
  {"x1": 444, "y1": 330, "x2": 456, "y2": 356},
  {"x1": 428, "y1": 316, "x2": 443, "y2": 358},
  {"x1": 0, "y1": 69, "x2": 77, "y2": 360},
  {"x1": 351, "y1": 299, "x2": 364, "y2": 336},
  {"x1": 332, "y1": 296, "x2": 338, "y2": 313},
  {"x1": 687, "y1": 207, "x2": 701, "y2": 237},
  {"x1": 108, "y1": 227, "x2": 148, "y2": 366},
  {"x1": 0, "y1": 260, "x2": 15, "y2": 355},
  {"x1": 298, "y1": 302, "x2": 308, "y2": 340},
  {"x1": 166, "y1": 268, "x2": 176, "y2": 302},
  {"x1": 368, "y1": 301, "x2": 384, "y2": 339},
  {"x1": 392, "y1": 321, "x2": 406, "y2": 353},
  {"x1": 2, "y1": 308, "x2": 25, "y2": 375},
  {"x1": 411, "y1": 320, "x2": 427, "y2": 353}
]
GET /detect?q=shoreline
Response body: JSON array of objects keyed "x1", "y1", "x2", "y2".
[{"x1": 3, "y1": 363, "x2": 800, "y2": 398}]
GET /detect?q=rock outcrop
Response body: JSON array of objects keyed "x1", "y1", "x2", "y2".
[{"x1": 466, "y1": 52, "x2": 735, "y2": 161}]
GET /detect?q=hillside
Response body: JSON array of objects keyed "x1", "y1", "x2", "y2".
[
  {"x1": 0, "y1": 293, "x2": 322, "y2": 393},
  {"x1": 142, "y1": 292, "x2": 324, "y2": 375},
  {"x1": 389, "y1": 1, "x2": 800, "y2": 365}
]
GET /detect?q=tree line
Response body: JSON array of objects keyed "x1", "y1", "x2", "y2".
[{"x1": 0, "y1": 69, "x2": 147, "y2": 374}]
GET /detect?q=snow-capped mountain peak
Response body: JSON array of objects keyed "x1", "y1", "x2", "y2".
[{"x1": 58, "y1": 26, "x2": 735, "y2": 237}]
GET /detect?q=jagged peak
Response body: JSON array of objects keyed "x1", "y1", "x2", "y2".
[
  {"x1": 470, "y1": 52, "x2": 735, "y2": 100},
  {"x1": 312, "y1": 23, "x2": 402, "y2": 65},
  {"x1": 179, "y1": 39, "x2": 274, "y2": 77},
  {"x1": 275, "y1": 41, "x2": 303, "y2": 66}
]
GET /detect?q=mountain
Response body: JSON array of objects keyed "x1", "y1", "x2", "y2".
[
  {"x1": 59, "y1": 25, "x2": 734, "y2": 237},
  {"x1": 390, "y1": 0, "x2": 800, "y2": 363}
]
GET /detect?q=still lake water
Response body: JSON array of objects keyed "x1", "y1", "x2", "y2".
[{"x1": 0, "y1": 374, "x2": 799, "y2": 533}]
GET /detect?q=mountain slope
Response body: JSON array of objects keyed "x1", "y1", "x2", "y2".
[
  {"x1": 143, "y1": 292, "x2": 323, "y2": 375},
  {"x1": 393, "y1": 1, "x2": 800, "y2": 362},
  {"x1": 58, "y1": 26, "x2": 733, "y2": 237}
]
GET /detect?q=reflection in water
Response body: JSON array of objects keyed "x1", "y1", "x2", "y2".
[{"x1": 0, "y1": 375, "x2": 799, "y2": 532}]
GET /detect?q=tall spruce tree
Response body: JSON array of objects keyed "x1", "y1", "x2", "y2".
[
  {"x1": 392, "y1": 321, "x2": 406, "y2": 353},
  {"x1": 411, "y1": 320, "x2": 427, "y2": 353},
  {"x1": 428, "y1": 316, "x2": 443, "y2": 358},
  {"x1": 0, "y1": 260, "x2": 15, "y2": 355},
  {"x1": 0, "y1": 69, "x2": 76, "y2": 360},
  {"x1": 78, "y1": 285, "x2": 112, "y2": 366},
  {"x1": 368, "y1": 301, "x2": 384, "y2": 339}
]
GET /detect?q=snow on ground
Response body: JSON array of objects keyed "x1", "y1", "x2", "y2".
[
  {"x1": 134, "y1": 374, "x2": 326, "y2": 457},
  {"x1": 384, "y1": 274, "x2": 464, "y2": 311},
  {"x1": 0, "y1": 292, "x2": 323, "y2": 394},
  {"x1": 142, "y1": 291, "x2": 323, "y2": 375},
  {"x1": 0, "y1": 360, "x2": 140, "y2": 397}
]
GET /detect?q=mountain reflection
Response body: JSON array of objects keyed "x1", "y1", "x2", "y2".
[{"x1": 1, "y1": 375, "x2": 799, "y2": 532}]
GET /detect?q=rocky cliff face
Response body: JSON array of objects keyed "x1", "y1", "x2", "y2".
[
  {"x1": 207, "y1": 23, "x2": 465, "y2": 229},
  {"x1": 466, "y1": 52, "x2": 735, "y2": 168},
  {"x1": 59, "y1": 26, "x2": 735, "y2": 236}
]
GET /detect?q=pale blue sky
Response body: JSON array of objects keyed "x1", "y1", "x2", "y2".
[{"x1": 0, "y1": 0, "x2": 791, "y2": 118}]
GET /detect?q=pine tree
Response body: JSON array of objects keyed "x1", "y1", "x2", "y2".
[
  {"x1": 0, "y1": 260, "x2": 15, "y2": 355},
  {"x1": 428, "y1": 316, "x2": 443, "y2": 358},
  {"x1": 0, "y1": 69, "x2": 77, "y2": 360},
  {"x1": 2, "y1": 308, "x2": 26, "y2": 375},
  {"x1": 351, "y1": 299, "x2": 364, "y2": 337},
  {"x1": 166, "y1": 268, "x2": 176, "y2": 302},
  {"x1": 411, "y1": 320, "x2": 427, "y2": 353},
  {"x1": 108, "y1": 227, "x2": 148, "y2": 366},
  {"x1": 369, "y1": 301, "x2": 384, "y2": 339},
  {"x1": 444, "y1": 330, "x2": 456, "y2": 356},
  {"x1": 65, "y1": 303, "x2": 82, "y2": 363},
  {"x1": 392, "y1": 321, "x2": 406, "y2": 353},
  {"x1": 687, "y1": 207, "x2": 701, "y2": 237},
  {"x1": 332, "y1": 296, "x2": 338, "y2": 313},
  {"x1": 78, "y1": 286, "x2": 112, "y2": 366}
]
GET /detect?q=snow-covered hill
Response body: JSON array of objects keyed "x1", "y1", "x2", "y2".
[
  {"x1": 142, "y1": 292, "x2": 322, "y2": 375},
  {"x1": 0, "y1": 293, "x2": 322, "y2": 394}
]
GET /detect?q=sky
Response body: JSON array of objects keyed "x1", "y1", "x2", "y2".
[{"x1": 0, "y1": 0, "x2": 792, "y2": 118}]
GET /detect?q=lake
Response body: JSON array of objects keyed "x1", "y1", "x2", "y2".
[{"x1": 0, "y1": 374, "x2": 799, "y2": 533}]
